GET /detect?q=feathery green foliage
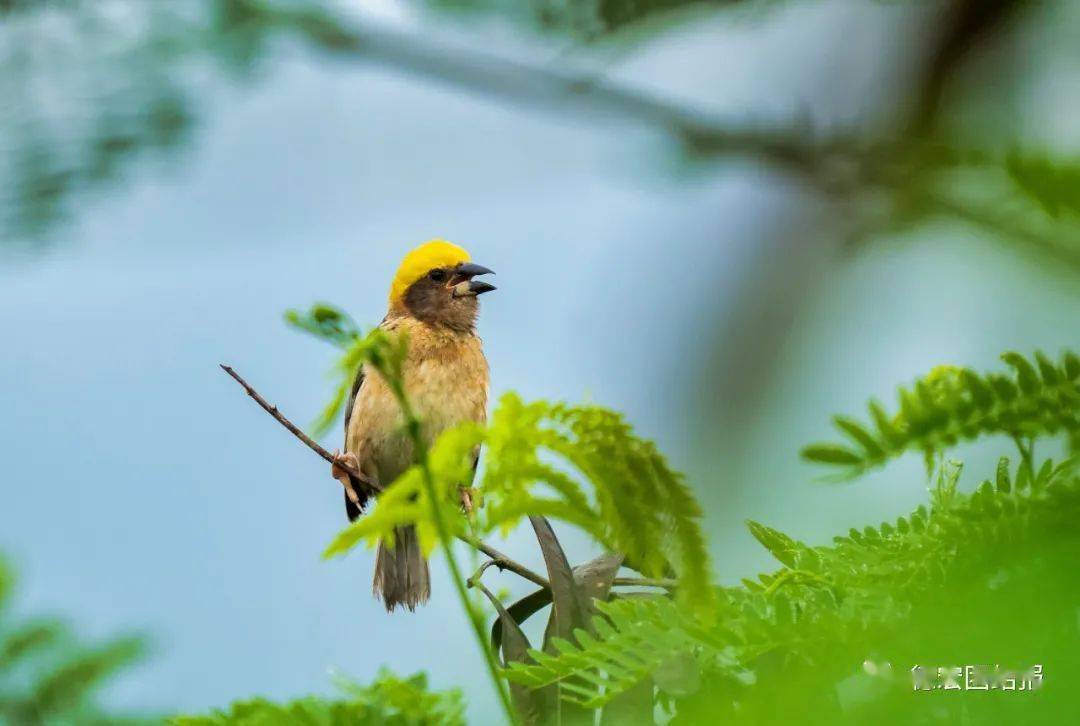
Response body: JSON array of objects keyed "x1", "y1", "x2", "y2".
[
  {"x1": 281, "y1": 316, "x2": 1080, "y2": 723},
  {"x1": 284, "y1": 304, "x2": 365, "y2": 437},
  {"x1": 294, "y1": 313, "x2": 521, "y2": 721},
  {"x1": 497, "y1": 350, "x2": 1080, "y2": 722},
  {"x1": 801, "y1": 350, "x2": 1080, "y2": 477},
  {"x1": 503, "y1": 596, "x2": 743, "y2": 708},
  {"x1": 0, "y1": 555, "x2": 153, "y2": 725},
  {"x1": 503, "y1": 455, "x2": 1080, "y2": 720},
  {"x1": 288, "y1": 303, "x2": 713, "y2": 615},
  {"x1": 480, "y1": 395, "x2": 712, "y2": 615},
  {"x1": 172, "y1": 669, "x2": 465, "y2": 726},
  {"x1": 317, "y1": 378, "x2": 712, "y2": 618},
  {"x1": 321, "y1": 418, "x2": 477, "y2": 558},
  {"x1": 284, "y1": 303, "x2": 362, "y2": 348}
]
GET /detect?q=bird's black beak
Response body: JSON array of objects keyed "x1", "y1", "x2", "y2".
[{"x1": 451, "y1": 262, "x2": 496, "y2": 297}]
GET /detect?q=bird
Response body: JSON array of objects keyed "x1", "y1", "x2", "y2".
[{"x1": 331, "y1": 239, "x2": 495, "y2": 612}]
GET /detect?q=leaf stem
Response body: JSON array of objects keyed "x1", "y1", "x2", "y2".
[{"x1": 389, "y1": 381, "x2": 520, "y2": 726}]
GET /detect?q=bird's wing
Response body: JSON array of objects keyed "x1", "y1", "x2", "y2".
[
  {"x1": 343, "y1": 362, "x2": 366, "y2": 521},
  {"x1": 343, "y1": 362, "x2": 365, "y2": 446},
  {"x1": 342, "y1": 315, "x2": 392, "y2": 521}
]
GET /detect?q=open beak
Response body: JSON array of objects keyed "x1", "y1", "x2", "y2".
[{"x1": 451, "y1": 262, "x2": 496, "y2": 297}]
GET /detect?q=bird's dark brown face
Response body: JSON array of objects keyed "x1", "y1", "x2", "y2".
[{"x1": 402, "y1": 262, "x2": 495, "y2": 330}]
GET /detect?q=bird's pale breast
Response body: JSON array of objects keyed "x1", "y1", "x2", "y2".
[{"x1": 346, "y1": 320, "x2": 488, "y2": 487}]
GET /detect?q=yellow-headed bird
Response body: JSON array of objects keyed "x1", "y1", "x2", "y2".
[{"x1": 331, "y1": 240, "x2": 495, "y2": 612}]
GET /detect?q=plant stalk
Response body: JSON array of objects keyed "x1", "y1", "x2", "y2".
[{"x1": 391, "y1": 381, "x2": 520, "y2": 726}]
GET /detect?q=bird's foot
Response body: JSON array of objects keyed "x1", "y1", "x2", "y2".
[
  {"x1": 331, "y1": 450, "x2": 361, "y2": 489},
  {"x1": 332, "y1": 450, "x2": 365, "y2": 508},
  {"x1": 459, "y1": 485, "x2": 480, "y2": 514}
]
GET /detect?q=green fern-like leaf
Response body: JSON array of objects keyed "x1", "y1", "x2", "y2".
[
  {"x1": 172, "y1": 668, "x2": 466, "y2": 725},
  {"x1": 324, "y1": 392, "x2": 716, "y2": 618},
  {"x1": 296, "y1": 304, "x2": 715, "y2": 614},
  {"x1": 504, "y1": 597, "x2": 724, "y2": 708},
  {"x1": 284, "y1": 303, "x2": 362, "y2": 348},
  {"x1": 506, "y1": 456, "x2": 1080, "y2": 711},
  {"x1": 801, "y1": 351, "x2": 1080, "y2": 477},
  {"x1": 746, "y1": 521, "x2": 804, "y2": 569},
  {"x1": 307, "y1": 326, "x2": 409, "y2": 438},
  {"x1": 322, "y1": 424, "x2": 483, "y2": 559}
]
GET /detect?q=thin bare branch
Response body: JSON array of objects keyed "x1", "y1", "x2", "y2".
[
  {"x1": 220, "y1": 363, "x2": 550, "y2": 589},
  {"x1": 466, "y1": 559, "x2": 500, "y2": 589},
  {"x1": 464, "y1": 536, "x2": 550, "y2": 590},
  {"x1": 613, "y1": 576, "x2": 677, "y2": 589},
  {"x1": 221, "y1": 363, "x2": 680, "y2": 595},
  {"x1": 220, "y1": 364, "x2": 374, "y2": 508}
]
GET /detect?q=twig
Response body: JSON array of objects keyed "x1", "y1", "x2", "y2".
[
  {"x1": 219, "y1": 363, "x2": 549, "y2": 586},
  {"x1": 464, "y1": 536, "x2": 549, "y2": 590},
  {"x1": 466, "y1": 559, "x2": 500, "y2": 588},
  {"x1": 220, "y1": 365, "x2": 667, "y2": 594},
  {"x1": 387, "y1": 370, "x2": 519, "y2": 725},
  {"x1": 613, "y1": 576, "x2": 677, "y2": 589},
  {"x1": 219, "y1": 364, "x2": 375, "y2": 506}
]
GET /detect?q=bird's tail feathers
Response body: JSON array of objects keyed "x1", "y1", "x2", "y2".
[{"x1": 373, "y1": 525, "x2": 430, "y2": 612}]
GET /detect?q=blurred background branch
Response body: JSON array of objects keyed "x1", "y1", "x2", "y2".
[{"x1": 3, "y1": 0, "x2": 1078, "y2": 269}]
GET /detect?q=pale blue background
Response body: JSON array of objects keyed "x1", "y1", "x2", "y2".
[{"x1": 1, "y1": 0, "x2": 1077, "y2": 722}]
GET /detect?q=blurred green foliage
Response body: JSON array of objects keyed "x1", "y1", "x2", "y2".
[
  {"x1": 504, "y1": 455, "x2": 1080, "y2": 722},
  {"x1": 0, "y1": 556, "x2": 152, "y2": 725},
  {"x1": 495, "y1": 351, "x2": 1080, "y2": 723},
  {"x1": 271, "y1": 308, "x2": 1080, "y2": 723},
  {"x1": 172, "y1": 669, "x2": 466, "y2": 726},
  {"x1": 284, "y1": 304, "x2": 366, "y2": 436}
]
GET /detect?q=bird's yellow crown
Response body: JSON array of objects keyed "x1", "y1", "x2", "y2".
[{"x1": 389, "y1": 239, "x2": 471, "y2": 304}]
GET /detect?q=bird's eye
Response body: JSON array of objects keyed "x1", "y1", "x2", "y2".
[{"x1": 428, "y1": 269, "x2": 448, "y2": 282}]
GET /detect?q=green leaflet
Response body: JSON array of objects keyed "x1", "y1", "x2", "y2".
[
  {"x1": 314, "y1": 369, "x2": 716, "y2": 618},
  {"x1": 172, "y1": 669, "x2": 466, "y2": 726},
  {"x1": 801, "y1": 350, "x2": 1080, "y2": 476},
  {"x1": 745, "y1": 521, "x2": 804, "y2": 569},
  {"x1": 292, "y1": 310, "x2": 1080, "y2": 722},
  {"x1": 284, "y1": 303, "x2": 362, "y2": 348}
]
